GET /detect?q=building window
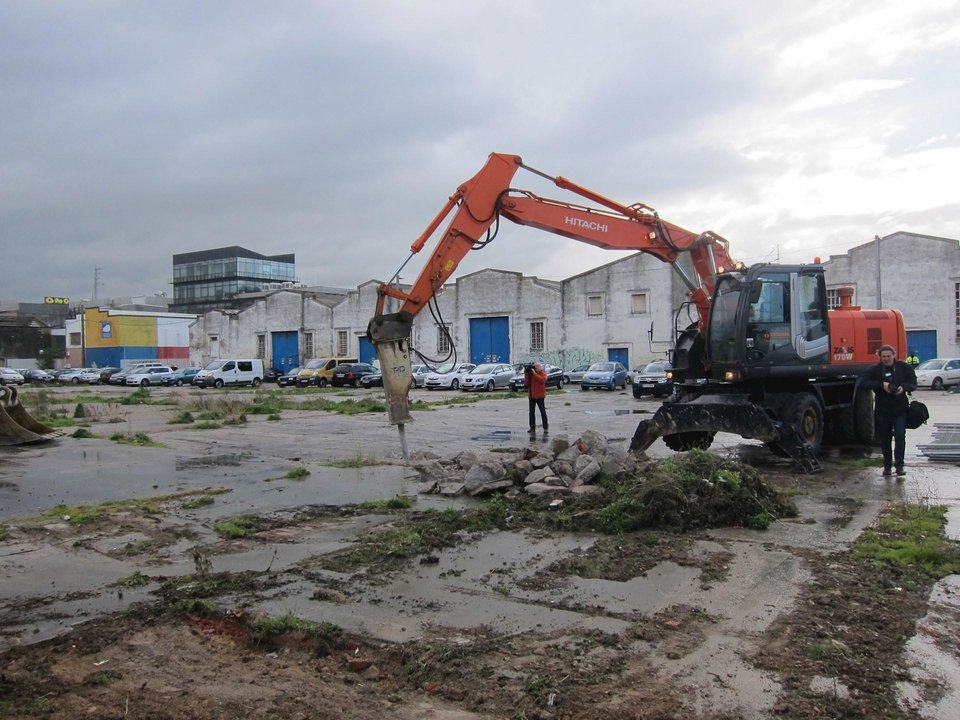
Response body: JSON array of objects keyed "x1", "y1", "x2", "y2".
[
  {"x1": 438, "y1": 326, "x2": 451, "y2": 355},
  {"x1": 530, "y1": 321, "x2": 545, "y2": 352},
  {"x1": 826, "y1": 288, "x2": 849, "y2": 309},
  {"x1": 69, "y1": 332, "x2": 81, "y2": 346},
  {"x1": 955, "y1": 282, "x2": 960, "y2": 331},
  {"x1": 587, "y1": 295, "x2": 604, "y2": 317},
  {"x1": 337, "y1": 330, "x2": 348, "y2": 356},
  {"x1": 256, "y1": 334, "x2": 266, "y2": 359},
  {"x1": 303, "y1": 332, "x2": 314, "y2": 359},
  {"x1": 630, "y1": 293, "x2": 648, "y2": 315}
]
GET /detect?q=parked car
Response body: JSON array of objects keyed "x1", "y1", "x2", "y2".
[
  {"x1": 58, "y1": 367, "x2": 100, "y2": 384},
  {"x1": 18, "y1": 368, "x2": 53, "y2": 383},
  {"x1": 331, "y1": 362, "x2": 378, "y2": 388},
  {"x1": 359, "y1": 371, "x2": 383, "y2": 388},
  {"x1": 411, "y1": 364, "x2": 430, "y2": 388},
  {"x1": 562, "y1": 364, "x2": 591, "y2": 385},
  {"x1": 580, "y1": 361, "x2": 629, "y2": 390},
  {"x1": 632, "y1": 361, "x2": 674, "y2": 398},
  {"x1": 263, "y1": 367, "x2": 284, "y2": 383},
  {"x1": 508, "y1": 364, "x2": 564, "y2": 391},
  {"x1": 915, "y1": 358, "x2": 960, "y2": 390},
  {"x1": 424, "y1": 362, "x2": 476, "y2": 390},
  {"x1": 109, "y1": 363, "x2": 165, "y2": 385},
  {"x1": 0, "y1": 367, "x2": 25, "y2": 385},
  {"x1": 460, "y1": 363, "x2": 516, "y2": 392},
  {"x1": 276, "y1": 367, "x2": 302, "y2": 388},
  {"x1": 162, "y1": 367, "x2": 201, "y2": 386},
  {"x1": 126, "y1": 366, "x2": 175, "y2": 386},
  {"x1": 98, "y1": 367, "x2": 122, "y2": 384},
  {"x1": 297, "y1": 357, "x2": 358, "y2": 387}
]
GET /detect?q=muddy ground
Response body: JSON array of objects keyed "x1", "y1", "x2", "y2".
[{"x1": 1, "y1": 384, "x2": 959, "y2": 719}]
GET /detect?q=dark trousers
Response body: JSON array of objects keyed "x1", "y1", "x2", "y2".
[
  {"x1": 528, "y1": 396, "x2": 547, "y2": 430},
  {"x1": 876, "y1": 412, "x2": 907, "y2": 468}
]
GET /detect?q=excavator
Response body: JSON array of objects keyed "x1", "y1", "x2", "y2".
[{"x1": 368, "y1": 152, "x2": 906, "y2": 472}]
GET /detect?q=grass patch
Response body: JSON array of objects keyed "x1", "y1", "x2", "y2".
[
  {"x1": 181, "y1": 495, "x2": 216, "y2": 509},
  {"x1": 190, "y1": 421, "x2": 223, "y2": 430},
  {"x1": 835, "y1": 456, "x2": 886, "y2": 468},
  {"x1": 119, "y1": 387, "x2": 152, "y2": 405},
  {"x1": 249, "y1": 611, "x2": 341, "y2": 650},
  {"x1": 214, "y1": 514, "x2": 270, "y2": 538},
  {"x1": 359, "y1": 497, "x2": 415, "y2": 510},
  {"x1": 33, "y1": 488, "x2": 229, "y2": 526},
  {"x1": 83, "y1": 669, "x2": 123, "y2": 686},
  {"x1": 0, "y1": 523, "x2": 8, "y2": 541},
  {"x1": 40, "y1": 415, "x2": 75, "y2": 428},
  {"x1": 319, "y1": 451, "x2": 386, "y2": 468},
  {"x1": 168, "y1": 411, "x2": 195, "y2": 424},
  {"x1": 110, "y1": 432, "x2": 165, "y2": 447},
  {"x1": 267, "y1": 413, "x2": 281, "y2": 421},
  {"x1": 71, "y1": 427, "x2": 96, "y2": 439},
  {"x1": 111, "y1": 571, "x2": 151, "y2": 588},
  {"x1": 853, "y1": 502, "x2": 960, "y2": 577},
  {"x1": 284, "y1": 467, "x2": 310, "y2": 480}
]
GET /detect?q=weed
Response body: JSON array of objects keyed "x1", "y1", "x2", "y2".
[
  {"x1": 267, "y1": 413, "x2": 281, "y2": 421},
  {"x1": 319, "y1": 451, "x2": 385, "y2": 468},
  {"x1": 214, "y1": 515, "x2": 269, "y2": 538},
  {"x1": 285, "y1": 467, "x2": 311, "y2": 480},
  {"x1": 120, "y1": 387, "x2": 152, "y2": 405},
  {"x1": 112, "y1": 571, "x2": 151, "y2": 588},
  {"x1": 249, "y1": 610, "x2": 341, "y2": 648},
  {"x1": 33, "y1": 489, "x2": 229, "y2": 527},
  {"x1": 71, "y1": 427, "x2": 96, "y2": 439},
  {"x1": 0, "y1": 523, "x2": 8, "y2": 541},
  {"x1": 109, "y1": 431, "x2": 165, "y2": 447},
  {"x1": 168, "y1": 411, "x2": 195, "y2": 424},
  {"x1": 83, "y1": 669, "x2": 123, "y2": 686},
  {"x1": 73, "y1": 402, "x2": 85, "y2": 418},
  {"x1": 190, "y1": 421, "x2": 222, "y2": 430},
  {"x1": 359, "y1": 497, "x2": 414, "y2": 510},
  {"x1": 181, "y1": 495, "x2": 216, "y2": 509},
  {"x1": 41, "y1": 416, "x2": 75, "y2": 428}
]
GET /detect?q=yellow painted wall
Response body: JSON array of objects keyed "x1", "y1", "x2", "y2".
[{"x1": 84, "y1": 309, "x2": 157, "y2": 348}]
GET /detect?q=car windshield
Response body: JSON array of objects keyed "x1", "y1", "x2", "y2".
[
  {"x1": 916, "y1": 359, "x2": 943, "y2": 371},
  {"x1": 643, "y1": 362, "x2": 670, "y2": 373},
  {"x1": 589, "y1": 363, "x2": 615, "y2": 372},
  {"x1": 285, "y1": 367, "x2": 301, "y2": 375},
  {"x1": 470, "y1": 364, "x2": 498, "y2": 374},
  {"x1": 432, "y1": 363, "x2": 455, "y2": 373},
  {"x1": 203, "y1": 360, "x2": 225, "y2": 370},
  {"x1": 304, "y1": 359, "x2": 328, "y2": 369}
]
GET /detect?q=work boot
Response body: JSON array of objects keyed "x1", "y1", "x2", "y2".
[
  {"x1": 882, "y1": 465, "x2": 892, "y2": 477},
  {"x1": 896, "y1": 465, "x2": 906, "y2": 477}
]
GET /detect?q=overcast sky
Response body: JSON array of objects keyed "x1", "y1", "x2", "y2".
[{"x1": 3, "y1": 0, "x2": 959, "y2": 307}]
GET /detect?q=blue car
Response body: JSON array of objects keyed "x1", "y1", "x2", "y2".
[
  {"x1": 580, "y1": 362, "x2": 628, "y2": 391},
  {"x1": 161, "y1": 367, "x2": 201, "y2": 387}
]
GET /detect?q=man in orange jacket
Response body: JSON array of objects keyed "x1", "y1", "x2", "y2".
[{"x1": 526, "y1": 362, "x2": 549, "y2": 435}]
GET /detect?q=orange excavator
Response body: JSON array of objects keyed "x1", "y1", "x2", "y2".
[{"x1": 368, "y1": 153, "x2": 906, "y2": 471}]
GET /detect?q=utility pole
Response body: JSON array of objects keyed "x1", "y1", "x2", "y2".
[
  {"x1": 92, "y1": 267, "x2": 101, "y2": 302},
  {"x1": 874, "y1": 235, "x2": 882, "y2": 309}
]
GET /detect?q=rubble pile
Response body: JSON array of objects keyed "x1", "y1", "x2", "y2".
[{"x1": 412, "y1": 430, "x2": 639, "y2": 497}]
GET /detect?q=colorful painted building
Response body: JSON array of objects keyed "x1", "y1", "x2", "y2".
[{"x1": 65, "y1": 308, "x2": 196, "y2": 368}]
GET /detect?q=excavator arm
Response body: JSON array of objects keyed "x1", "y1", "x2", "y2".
[
  {"x1": 372, "y1": 152, "x2": 737, "y2": 340},
  {"x1": 368, "y1": 152, "x2": 738, "y2": 436}
]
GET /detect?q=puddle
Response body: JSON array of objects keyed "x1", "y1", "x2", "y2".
[
  {"x1": 469, "y1": 429, "x2": 529, "y2": 442},
  {"x1": 175, "y1": 453, "x2": 243, "y2": 470},
  {"x1": 585, "y1": 409, "x2": 649, "y2": 416}
]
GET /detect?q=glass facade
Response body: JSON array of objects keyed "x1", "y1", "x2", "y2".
[{"x1": 170, "y1": 247, "x2": 295, "y2": 313}]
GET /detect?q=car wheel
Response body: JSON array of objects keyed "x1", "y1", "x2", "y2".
[
  {"x1": 318, "y1": 378, "x2": 328, "y2": 388},
  {"x1": 562, "y1": 376, "x2": 570, "y2": 385},
  {"x1": 252, "y1": 378, "x2": 261, "y2": 387},
  {"x1": 141, "y1": 379, "x2": 149, "y2": 387},
  {"x1": 214, "y1": 379, "x2": 224, "y2": 389},
  {"x1": 608, "y1": 380, "x2": 615, "y2": 391},
  {"x1": 486, "y1": 380, "x2": 495, "y2": 391},
  {"x1": 581, "y1": 384, "x2": 588, "y2": 391},
  {"x1": 451, "y1": 379, "x2": 459, "y2": 390},
  {"x1": 932, "y1": 377, "x2": 944, "y2": 390},
  {"x1": 72, "y1": 377, "x2": 80, "y2": 384},
  {"x1": 176, "y1": 379, "x2": 183, "y2": 387}
]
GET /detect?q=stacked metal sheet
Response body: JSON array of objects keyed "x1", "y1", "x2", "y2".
[{"x1": 918, "y1": 423, "x2": 960, "y2": 462}]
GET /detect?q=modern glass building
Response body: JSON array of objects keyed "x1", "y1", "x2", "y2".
[{"x1": 170, "y1": 246, "x2": 296, "y2": 313}]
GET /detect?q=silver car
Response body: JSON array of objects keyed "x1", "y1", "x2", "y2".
[
  {"x1": 424, "y1": 362, "x2": 476, "y2": 390},
  {"x1": 562, "y1": 364, "x2": 591, "y2": 385},
  {"x1": 0, "y1": 367, "x2": 25, "y2": 385},
  {"x1": 460, "y1": 363, "x2": 516, "y2": 392},
  {"x1": 915, "y1": 358, "x2": 960, "y2": 390}
]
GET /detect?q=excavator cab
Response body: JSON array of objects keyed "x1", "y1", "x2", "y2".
[{"x1": 707, "y1": 264, "x2": 830, "y2": 375}]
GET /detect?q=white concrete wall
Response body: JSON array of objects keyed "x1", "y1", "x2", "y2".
[{"x1": 823, "y1": 232, "x2": 960, "y2": 358}]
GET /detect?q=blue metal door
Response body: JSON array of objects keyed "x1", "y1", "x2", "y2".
[
  {"x1": 469, "y1": 317, "x2": 510, "y2": 364},
  {"x1": 906, "y1": 330, "x2": 937, "y2": 364},
  {"x1": 607, "y1": 347, "x2": 629, "y2": 368},
  {"x1": 271, "y1": 331, "x2": 299, "y2": 372},
  {"x1": 358, "y1": 336, "x2": 375, "y2": 364}
]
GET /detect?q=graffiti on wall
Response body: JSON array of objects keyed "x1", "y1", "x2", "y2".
[{"x1": 515, "y1": 348, "x2": 604, "y2": 369}]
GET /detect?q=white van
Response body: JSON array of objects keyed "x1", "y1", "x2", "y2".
[{"x1": 195, "y1": 359, "x2": 265, "y2": 389}]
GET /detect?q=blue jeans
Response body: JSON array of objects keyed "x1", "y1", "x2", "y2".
[{"x1": 876, "y1": 412, "x2": 907, "y2": 468}]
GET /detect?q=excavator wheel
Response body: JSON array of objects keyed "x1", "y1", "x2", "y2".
[
  {"x1": 781, "y1": 393, "x2": 823, "y2": 451},
  {"x1": 663, "y1": 431, "x2": 715, "y2": 452}
]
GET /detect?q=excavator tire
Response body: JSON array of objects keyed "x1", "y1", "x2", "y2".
[
  {"x1": 0, "y1": 385, "x2": 61, "y2": 446},
  {"x1": 781, "y1": 393, "x2": 823, "y2": 451},
  {"x1": 663, "y1": 431, "x2": 715, "y2": 452}
]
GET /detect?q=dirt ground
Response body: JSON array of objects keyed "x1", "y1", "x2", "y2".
[{"x1": 2, "y1": 385, "x2": 959, "y2": 719}]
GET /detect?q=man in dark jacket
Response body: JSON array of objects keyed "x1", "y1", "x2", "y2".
[{"x1": 859, "y1": 345, "x2": 917, "y2": 477}]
